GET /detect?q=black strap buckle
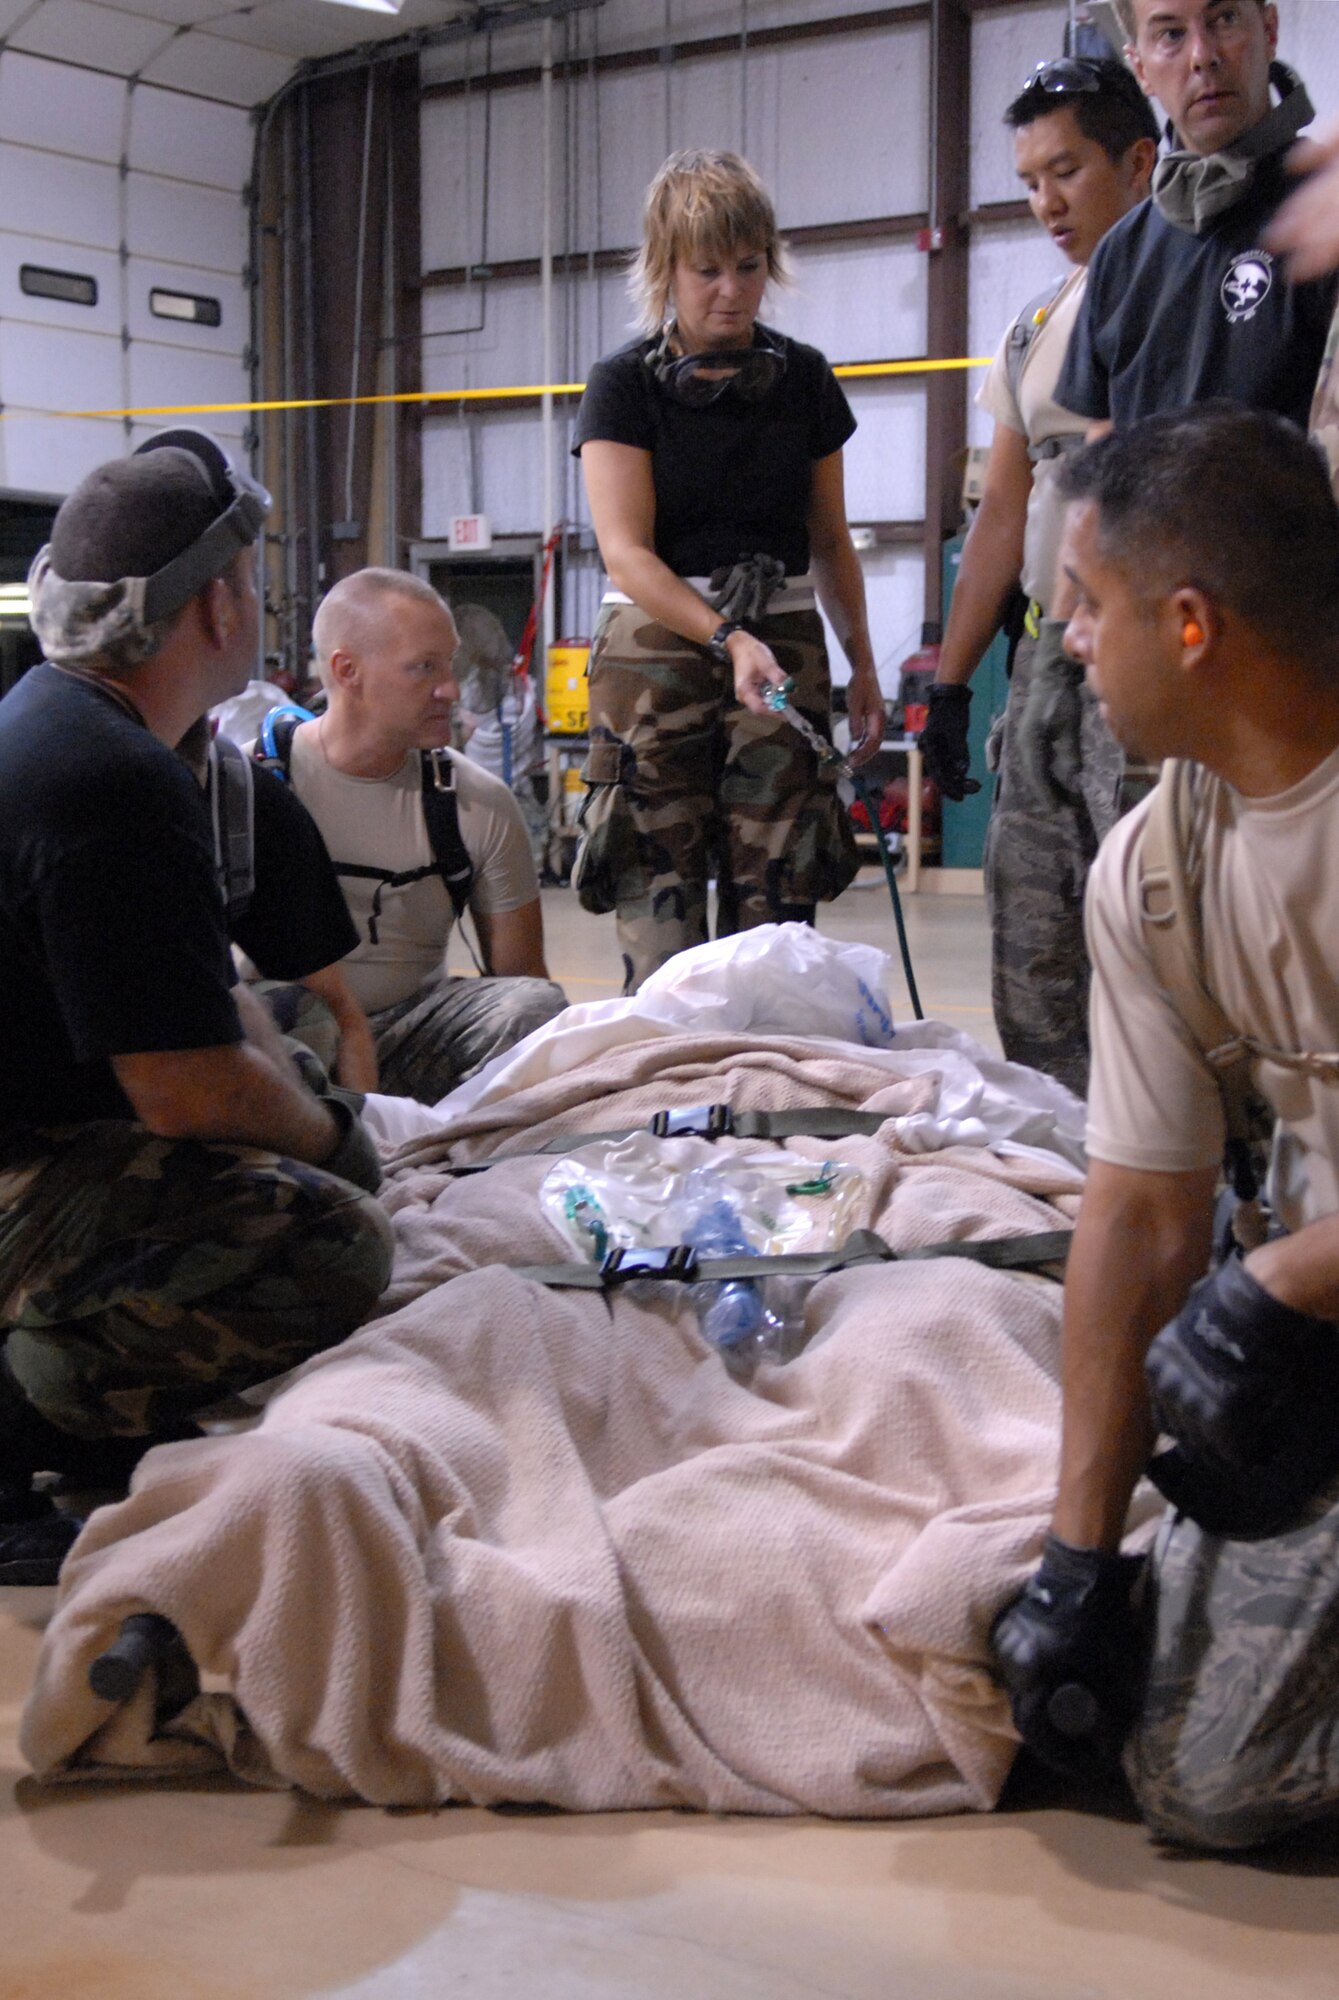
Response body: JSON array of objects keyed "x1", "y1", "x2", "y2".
[
  {"x1": 649, "y1": 1104, "x2": 734, "y2": 1140},
  {"x1": 600, "y1": 1244, "x2": 700, "y2": 1285}
]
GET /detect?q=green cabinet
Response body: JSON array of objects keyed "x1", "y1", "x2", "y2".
[{"x1": 939, "y1": 534, "x2": 1010, "y2": 869}]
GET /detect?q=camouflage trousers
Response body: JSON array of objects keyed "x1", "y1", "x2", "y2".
[
  {"x1": 983, "y1": 618, "x2": 1125, "y2": 1099},
  {"x1": 369, "y1": 973, "x2": 568, "y2": 1102},
  {"x1": 577, "y1": 601, "x2": 859, "y2": 993},
  {"x1": 0, "y1": 1119, "x2": 393, "y2": 1440},
  {"x1": 256, "y1": 971, "x2": 567, "y2": 1105},
  {"x1": 252, "y1": 978, "x2": 341, "y2": 1076},
  {"x1": 1127, "y1": 1481, "x2": 1339, "y2": 1850}
]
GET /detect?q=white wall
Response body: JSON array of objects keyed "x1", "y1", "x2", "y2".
[{"x1": 0, "y1": 51, "x2": 252, "y2": 498}]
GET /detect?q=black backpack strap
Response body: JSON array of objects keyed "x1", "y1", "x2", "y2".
[{"x1": 420, "y1": 749, "x2": 475, "y2": 923}]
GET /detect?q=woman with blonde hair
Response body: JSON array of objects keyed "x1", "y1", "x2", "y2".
[{"x1": 573, "y1": 147, "x2": 883, "y2": 992}]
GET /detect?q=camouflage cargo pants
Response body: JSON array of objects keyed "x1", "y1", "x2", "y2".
[
  {"x1": 1127, "y1": 1483, "x2": 1339, "y2": 1849},
  {"x1": 983, "y1": 618, "x2": 1125, "y2": 1099},
  {"x1": 370, "y1": 972, "x2": 568, "y2": 1101},
  {"x1": 577, "y1": 601, "x2": 859, "y2": 993},
  {"x1": 256, "y1": 971, "x2": 567, "y2": 1104},
  {"x1": 0, "y1": 1119, "x2": 393, "y2": 1439}
]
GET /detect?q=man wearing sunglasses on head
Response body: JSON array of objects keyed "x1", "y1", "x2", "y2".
[{"x1": 923, "y1": 57, "x2": 1158, "y2": 1098}]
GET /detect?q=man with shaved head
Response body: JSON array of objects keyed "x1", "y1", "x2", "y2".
[{"x1": 277, "y1": 568, "x2": 566, "y2": 1103}]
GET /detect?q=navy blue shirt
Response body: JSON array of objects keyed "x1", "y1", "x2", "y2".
[
  {"x1": 1056, "y1": 158, "x2": 1337, "y2": 429},
  {"x1": 0, "y1": 664, "x2": 242, "y2": 1126},
  {"x1": 572, "y1": 325, "x2": 856, "y2": 576}
]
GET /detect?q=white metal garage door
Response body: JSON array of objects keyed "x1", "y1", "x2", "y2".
[{"x1": 0, "y1": 49, "x2": 252, "y2": 498}]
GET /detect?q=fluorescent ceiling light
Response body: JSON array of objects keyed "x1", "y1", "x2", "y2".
[
  {"x1": 0, "y1": 585, "x2": 32, "y2": 619},
  {"x1": 316, "y1": 0, "x2": 405, "y2": 13}
]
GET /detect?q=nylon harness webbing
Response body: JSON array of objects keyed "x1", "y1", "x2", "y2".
[
  {"x1": 1138, "y1": 760, "x2": 1276, "y2": 1206},
  {"x1": 440, "y1": 1102, "x2": 909, "y2": 1176},
  {"x1": 511, "y1": 1224, "x2": 1073, "y2": 1290},
  {"x1": 254, "y1": 713, "x2": 475, "y2": 931}
]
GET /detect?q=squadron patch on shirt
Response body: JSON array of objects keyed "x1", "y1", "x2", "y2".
[{"x1": 1220, "y1": 250, "x2": 1274, "y2": 325}]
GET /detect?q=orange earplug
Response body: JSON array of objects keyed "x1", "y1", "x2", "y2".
[{"x1": 1182, "y1": 620, "x2": 1205, "y2": 647}]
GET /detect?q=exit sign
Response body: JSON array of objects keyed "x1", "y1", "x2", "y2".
[{"x1": 449, "y1": 513, "x2": 492, "y2": 551}]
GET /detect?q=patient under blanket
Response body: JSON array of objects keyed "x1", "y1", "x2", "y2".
[{"x1": 23, "y1": 1000, "x2": 1137, "y2": 1818}]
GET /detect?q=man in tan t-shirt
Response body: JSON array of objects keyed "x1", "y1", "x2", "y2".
[
  {"x1": 285, "y1": 569, "x2": 566, "y2": 1102},
  {"x1": 923, "y1": 56, "x2": 1157, "y2": 1097},
  {"x1": 992, "y1": 405, "x2": 1339, "y2": 1851}
]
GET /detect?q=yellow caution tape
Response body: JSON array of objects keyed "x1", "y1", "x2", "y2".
[{"x1": 0, "y1": 356, "x2": 992, "y2": 425}]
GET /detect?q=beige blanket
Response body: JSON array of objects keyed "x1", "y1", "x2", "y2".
[{"x1": 23, "y1": 1033, "x2": 1118, "y2": 1818}]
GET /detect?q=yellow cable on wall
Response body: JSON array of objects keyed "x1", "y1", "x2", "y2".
[{"x1": 0, "y1": 355, "x2": 992, "y2": 424}]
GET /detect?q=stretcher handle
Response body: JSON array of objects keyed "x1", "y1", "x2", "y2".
[{"x1": 88, "y1": 1612, "x2": 182, "y2": 1704}]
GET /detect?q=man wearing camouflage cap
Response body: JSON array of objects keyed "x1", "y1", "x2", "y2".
[{"x1": 0, "y1": 432, "x2": 393, "y2": 1584}]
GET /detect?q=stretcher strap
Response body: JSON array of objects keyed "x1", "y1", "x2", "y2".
[
  {"x1": 510, "y1": 1225, "x2": 1073, "y2": 1290},
  {"x1": 442, "y1": 1104, "x2": 902, "y2": 1175}
]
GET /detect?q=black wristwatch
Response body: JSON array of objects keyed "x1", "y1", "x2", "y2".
[{"x1": 705, "y1": 620, "x2": 744, "y2": 665}]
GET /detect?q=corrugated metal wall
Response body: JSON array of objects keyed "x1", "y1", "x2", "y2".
[
  {"x1": 418, "y1": 0, "x2": 1339, "y2": 690},
  {"x1": 0, "y1": 52, "x2": 252, "y2": 497}
]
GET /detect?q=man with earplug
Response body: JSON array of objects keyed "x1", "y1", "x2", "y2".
[{"x1": 992, "y1": 404, "x2": 1339, "y2": 1852}]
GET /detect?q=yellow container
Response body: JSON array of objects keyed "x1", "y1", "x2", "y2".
[{"x1": 546, "y1": 639, "x2": 590, "y2": 734}]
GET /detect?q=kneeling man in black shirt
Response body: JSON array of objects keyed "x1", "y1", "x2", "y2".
[{"x1": 0, "y1": 432, "x2": 393, "y2": 1583}]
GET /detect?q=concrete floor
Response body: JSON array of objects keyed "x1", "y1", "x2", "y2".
[{"x1": 5, "y1": 878, "x2": 1339, "y2": 2000}]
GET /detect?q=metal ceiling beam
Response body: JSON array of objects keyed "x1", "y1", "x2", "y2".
[
  {"x1": 422, "y1": 3, "x2": 929, "y2": 100},
  {"x1": 284, "y1": 0, "x2": 602, "y2": 90}
]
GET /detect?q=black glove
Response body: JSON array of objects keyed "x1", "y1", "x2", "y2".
[
  {"x1": 919, "y1": 683, "x2": 981, "y2": 801},
  {"x1": 1015, "y1": 635, "x2": 1085, "y2": 809},
  {"x1": 1146, "y1": 1255, "x2": 1339, "y2": 1470},
  {"x1": 320, "y1": 1090, "x2": 383, "y2": 1196},
  {"x1": 1145, "y1": 1255, "x2": 1339, "y2": 1536},
  {"x1": 991, "y1": 1534, "x2": 1146, "y2": 1778}
]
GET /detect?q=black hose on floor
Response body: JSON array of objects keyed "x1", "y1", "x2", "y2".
[{"x1": 851, "y1": 770, "x2": 924, "y2": 1022}]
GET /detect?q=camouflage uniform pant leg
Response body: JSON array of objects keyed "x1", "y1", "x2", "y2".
[
  {"x1": 984, "y1": 619, "x2": 1124, "y2": 1099},
  {"x1": 718, "y1": 608, "x2": 859, "y2": 936},
  {"x1": 250, "y1": 977, "x2": 341, "y2": 1075},
  {"x1": 583, "y1": 601, "x2": 857, "y2": 993},
  {"x1": 370, "y1": 973, "x2": 568, "y2": 1101},
  {"x1": 0, "y1": 1120, "x2": 394, "y2": 1439},
  {"x1": 1126, "y1": 1483, "x2": 1339, "y2": 1850}
]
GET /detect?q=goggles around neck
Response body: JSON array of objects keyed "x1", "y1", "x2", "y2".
[{"x1": 646, "y1": 324, "x2": 787, "y2": 409}]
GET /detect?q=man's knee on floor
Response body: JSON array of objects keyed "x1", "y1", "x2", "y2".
[{"x1": 1129, "y1": 1738, "x2": 1310, "y2": 1852}]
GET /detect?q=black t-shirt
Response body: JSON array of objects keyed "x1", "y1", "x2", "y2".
[
  {"x1": 226, "y1": 757, "x2": 358, "y2": 980},
  {"x1": 571, "y1": 324, "x2": 856, "y2": 575},
  {"x1": 0, "y1": 664, "x2": 242, "y2": 1127},
  {"x1": 1056, "y1": 158, "x2": 1338, "y2": 428}
]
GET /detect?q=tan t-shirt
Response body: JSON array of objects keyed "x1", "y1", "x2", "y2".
[
  {"x1": 976, "y1": 266, "x2": 1089, "y2": 610},
  {"x1": 1085, "y1": 744, "x2": 1339, "y2": 1234},
  {"x1": 287, "y1": 728, "x2": 539, "y2": 1014}
]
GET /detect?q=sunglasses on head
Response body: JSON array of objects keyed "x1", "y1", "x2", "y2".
[{"x1": 1024, "y1": 55, "x2": 1109, "y2": 95}]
